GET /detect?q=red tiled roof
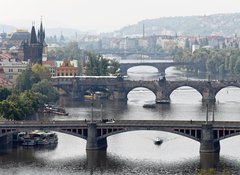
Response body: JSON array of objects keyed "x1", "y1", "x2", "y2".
[
  {"x1": 0, "y1": 77, "x2": 14, "y2": 88},
  {"x1": 42, "y1": 60, "x2": 56, "y2": 67},
  {"x1": 0, "y1": 53, "x2": 12, "y2": 60}
]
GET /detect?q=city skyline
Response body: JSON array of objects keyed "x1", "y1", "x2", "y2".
[{"x1": 0, "y1": 0, "x2": 240, "y2": 33}]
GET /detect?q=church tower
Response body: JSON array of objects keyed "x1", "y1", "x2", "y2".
[{"x1": 22, "y1": 21, "x2": 46, "y2": 65}]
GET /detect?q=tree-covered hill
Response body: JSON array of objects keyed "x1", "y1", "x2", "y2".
[{"x1": 112, "y1": 13, "x2": 240, "y2": 37}]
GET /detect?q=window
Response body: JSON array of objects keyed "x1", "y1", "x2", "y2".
[
  {"x1": 18, "y1": 69, "x2": 22, "y2": 72},
  {"x1": 9, "y1": 69, "x2": 13, "y2": 72}
]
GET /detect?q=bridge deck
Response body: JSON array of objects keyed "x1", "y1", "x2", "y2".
[{"x1": 0, "y1": 120, "x2": 240, "y2": 129}]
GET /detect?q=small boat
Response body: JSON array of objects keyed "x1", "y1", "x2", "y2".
[
  {"x1": 84, "y1": 95, "x2": 96, "y2": 100},
  {"x1": 143, "y1": 103, "x2": 156, "y2": 108},
  {"x1": 154, "y1": 137, "x2": 163, "y2": 145},
  {"x1": 41, "y1": 104, "x2": 68, "y2": 116}
]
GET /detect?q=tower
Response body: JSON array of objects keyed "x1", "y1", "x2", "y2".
[{"x1": 22, "y1": 20, "x2": 46, "y2": 65}]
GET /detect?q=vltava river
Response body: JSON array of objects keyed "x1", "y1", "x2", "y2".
[{"x1": 1, "y1": 67, "x2": 240, "y2": 175}]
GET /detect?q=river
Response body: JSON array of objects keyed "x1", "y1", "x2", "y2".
[{"x1": 1, "y1": 67, "x2": 240, "y2": 175}]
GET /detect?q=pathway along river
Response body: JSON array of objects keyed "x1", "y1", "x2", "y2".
[{"x1": 1, "y1": 67, "x2": 240, "y2": 175}]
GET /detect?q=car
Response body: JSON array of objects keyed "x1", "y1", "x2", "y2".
[{"x1": 102, "y1": 119, "x2": 115, "y2": 123}]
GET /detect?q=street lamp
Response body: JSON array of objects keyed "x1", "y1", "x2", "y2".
[
  {"x1": 100, "y1": 100, "x2": 103, "y2": 122},
  {"x1": 91, "y1": 93, "x2": 94, "y2": 123}
]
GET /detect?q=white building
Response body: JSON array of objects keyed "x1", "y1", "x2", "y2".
[{"x1": 0, "y1": 58, "x2": 29, "y2": 83}]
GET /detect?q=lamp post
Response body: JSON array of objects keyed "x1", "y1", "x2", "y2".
[
  {"x1": 100, "y1": 99, "x2": 103, "y2": 121},
  {"x1": 206, "y1": 103, "x2": 209, "y2": 124},
  {"x1": 91, "y1": 93, "x2": 94, "y2": 123}
]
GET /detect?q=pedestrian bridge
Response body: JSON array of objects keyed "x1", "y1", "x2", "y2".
[{"x1": 1, "y1": 120, "x2": 240, "y2": 153}]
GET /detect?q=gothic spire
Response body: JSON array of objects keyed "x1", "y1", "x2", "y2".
[
  {"x1": 38, "y1": 19, "x2": 45, "y2": 44},
  {"x1": 30, "y1": 24, "x2": 37, "y2": 44}
]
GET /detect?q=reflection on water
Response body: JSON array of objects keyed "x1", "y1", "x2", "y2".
[
  {"x1": 200, "y1": 153, "x2": 220, "y2": 170},
  {"x1": 1, "y1": 67, "x2": 240, "y2": 174}
]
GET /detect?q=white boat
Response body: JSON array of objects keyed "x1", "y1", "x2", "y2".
[
  {"x1": 22, "y1": 138, "x2": 37, "y2": 146},
  {"x1": 36, "y1": 131, "x2": 58, "y2": 145},
  {"x1": 154, "y1": 137, "x2": 163, "y2": 145}
]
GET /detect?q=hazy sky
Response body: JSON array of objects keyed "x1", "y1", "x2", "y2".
[{"x1": 0, "y1": 0, "x2": 239, "y2": 33}]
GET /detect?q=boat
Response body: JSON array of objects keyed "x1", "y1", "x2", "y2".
[
  {"x1": 18, "y1": 130, "x2": 58, "y2": 146},
  {"x1": 94, "y1": 91, "x2": 109, "y2": 99},
  {"x1": 84, "y1": 94, "x2": 96, "y2": 100},
  {"x1": 143, "y1": 103, "x2": 156, "y2": 108},
  {"x1": 154, "y1": 137, "x2": 163, "y2": 145},
  {"x1": 41, "y1": 104, "x2": 68, "y2": 116}
]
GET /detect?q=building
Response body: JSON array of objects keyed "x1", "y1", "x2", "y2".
[
  {"x1": 0, "y1": 58, "x2": 28, "y2": 83},
  {"x1": 22, "y1": 21, "x2": 46, "y2": 65},
  {"x1": 55, "y1": 60, "x2": 79, "y2": 76},
  {"x1": 42, "y1": 60, "x2": 56, "y2": 77}
]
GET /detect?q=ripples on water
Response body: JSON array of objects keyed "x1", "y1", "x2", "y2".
[{"x1": 2, "y1": 67, "x2": 240, "y2": 174}]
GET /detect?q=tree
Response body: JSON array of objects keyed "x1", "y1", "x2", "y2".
[
  {"x1": 0, "y1": 88, "x2": 11, "y2": 101},
  {"x1": 31, "y1": 79, "x2": 59, "y2": 102},
  {"x1": 32, "y1": 64, "x2": 51, "y2": 80},
  {"x1": 15, "y1": 68, "x2": 41, "y2": 92},
  {"x1": 0, "y1": 100, "x2": 22, "y2": 120},
  {"x1": 85, "y1": 52, "x2": 119, "y2": 76},
  {"x1": 234, "y1": 59, "x2": 240, "y2": 75},
  {"x1": 6, "y1": 91, "x2": 48, "y2": 120}
]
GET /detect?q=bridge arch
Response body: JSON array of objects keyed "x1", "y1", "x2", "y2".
[
  {"x1": 53, "y1": 85, "x2": 70, "y2": 95},
  {"x1": 98, "y1": 128, "x2": 201, "y2": 142},
  {"x1": 1, "y1": 127, "x2": 88, "y2": 141},
  {"x1": 216, "y1": 129, "x2": 240, "y2": 141},
  {"x1": 215, "y1": 85, "x2": 240, "y2": 99},
  {"x1": 169, "y1": 85, "x2": 203, "y2": 102},
  {"x1": 127, "y1": 65, "x2": 159, "y2": 74},
  {"x1": 121, "y1": 64, "x2": 162, "y2": 76},
  {"x1": 126, "y1": 86, "x2": 157, "y2": 98}
]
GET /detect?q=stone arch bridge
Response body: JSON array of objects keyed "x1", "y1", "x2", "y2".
[
  {"x1": 51, "y1": 76, "x2": 240, "y2": 103},
  {"x1": 119, "y1": 60, "x2": 192, "y2": 76},
  {"x1": 1, "y1": 120, "x2": 240, "y2": 154}
]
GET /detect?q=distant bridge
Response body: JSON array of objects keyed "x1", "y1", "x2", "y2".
[
  {"x1": 51, "y1": 76, "x2": 240, "y2": 103},
  {"x1": 1, "y1": 120, "x2": 240, "y2": 153},
  {"x1": 96, "y1": 50, "x2": 170, "y2": 59},
  {"x1": 119, "y1": 60, "x2": 192, "y2": 76}
]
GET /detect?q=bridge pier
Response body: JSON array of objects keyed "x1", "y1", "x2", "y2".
[
  {"x1": 86, "y1": 123, "x2": 107, "y2": 150},
  {"x1": 156, "y1": 90, "x2": 170, "y2": 104},
  {"x1": 111, "y1": 91, "x2": 127, "y2": 101},
  {"x1": 200, "y1": 124, "x2": 220, "y2": 153},
  {"x1": 202, "y1": 89, "x2": 216, "y2": 103},
  {"x1": 158, "y1": 69, "x2": 166, "y2": 77}
]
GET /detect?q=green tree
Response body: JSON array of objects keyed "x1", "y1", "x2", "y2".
[
  {"x1": 32, "y1": 64, "x2": 51, "y2": 80},
  {"x1": 86, "y1": 52, "x2": 119, "y2": 76},
  {"x1": 31, "y1": 79, "x2": 59, "y2": 102},
  {"x1": 234, "y1": 59, "x2": 240, "y2": 74},
  {"x1": 0, "y1": 88, "x2": 11, "y2": 101},
  {"x1": 6, "y1": 91, "x2": 47, "y2": 120},
  {"x1": 15, "y1": 68, "x2": 41, "y2": 92},
  {"x1": 0, "y1": 100, "x2": 22, "y2": 120}
]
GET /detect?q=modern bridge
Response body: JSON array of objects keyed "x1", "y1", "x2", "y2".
[
  {"x1": 52, "y1": 76, "x2": 240, "y2": 103},
  {"x1": 1, "y1": 120, "x2": 240, "y2": 153}
]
